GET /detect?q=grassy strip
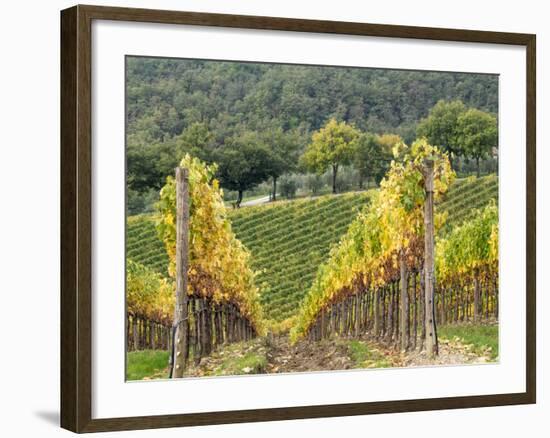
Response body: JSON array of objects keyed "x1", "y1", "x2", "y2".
[
  {"x1": 126, "y1": 350, "x2": 169, "y2": 381},
  {"x1": 214, "y1": 349, "x2": 267, "y2": 376},
  {"x1": 438, "y1": 324, "x2": 499, "y2": 359},
  {"x1": 344, "y1": 339, "x2": 392, "y2": 369}
]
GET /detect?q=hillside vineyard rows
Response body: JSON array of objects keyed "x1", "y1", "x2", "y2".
[{"x1": 126, "y1": 173, "x2": 498, "y2": 355}]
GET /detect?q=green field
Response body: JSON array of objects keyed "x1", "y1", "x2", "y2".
[
  {"x1": 126, "y1": 174, "x2": 498, "y2": 323},
  {"x1": 126, "y1": 350, "x2": 170, "y2": 380}
]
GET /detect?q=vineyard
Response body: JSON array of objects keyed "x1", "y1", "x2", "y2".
[
  {"x1": 127, "y1": 215, "x2": 168, "y2": 276},
  {"x1": 126, "y1": 155, "x2": 499, "y2": 378},
  {"x1": 127, "y1": 174, "x2": 497, "y2": 318},
  {"x1": 127, "y1": 156, "x2": 265, "y2": 377},
  {"x1": 438, "y1": 173, "x2": 498, "y2": 232},
  {"x1": 291, "y1": 140, "x2": 498, "y2": 358},
  {"x1": 229, "y1": 192, "x2": 372, "y2": 322}
]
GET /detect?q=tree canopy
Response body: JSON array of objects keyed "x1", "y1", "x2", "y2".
[
  {"x1": 456, "y1": 108, "x2": 498, "y2": 176},
  {"x1": 214, "y1": 131, "x2": 274, "y2": 207},
  {"x1": 416, "y1": 100, "x2": 467, "y2": 166},
  {"x1": 126, "y1": 57, "x2": 498, "y2": 212},
  {"x1": 353, "y1": 133, "x2": 400, "y2": 188},
  {"x1": 417, "y1": 100, "x2": 497, "y2": 172},
  {"x1": 301, "y1": 119, "x2": 361, "y2": 193}
]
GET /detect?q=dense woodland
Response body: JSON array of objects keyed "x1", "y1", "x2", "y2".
[{"x1": 126, "y1": 58, "x2": 498, "y2": 213}]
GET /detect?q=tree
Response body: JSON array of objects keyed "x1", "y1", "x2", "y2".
[
  {"x1": 353, "y1": 133, "x2": 382, "y2": 189},
  {"x1": 457, "y1": 109, "x2": 497, "y2": 177},
  {"x1": 301, "y1": 119, "x2": 360, "y2": 194},
  {"x1": 279, "y1": 176, "x2": 299, "y2": 199},
  {"x1": 215, "y1": 131, "x2": 273, "y2": 207},
  {"x1": 261, "y1": 126, "x2": 303, "y2": 201},
  {"x1": 417, "y1": 100, "x2": 467, "y2": 169},
  {"x1": 155, "y1": 122, "x2": 215, "y2": 183},
  {"x1": 175, "y1": 122, "x2": 215, "y2": 159},
  {"x1": 353, "y1": 133, "x2": 401, "y2": 188}
]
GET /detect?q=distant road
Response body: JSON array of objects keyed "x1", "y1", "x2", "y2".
[{"x1": 240, "y1": 195, "x2": 271, "y2": 207}]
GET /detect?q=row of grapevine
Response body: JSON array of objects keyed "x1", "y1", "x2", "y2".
[
  {"x1": 292, "y1": 139, "x2": 498, "y2": 353},
  {"x1": 303, "y1": 264, "x2": 498, "y2": 349},
  {"x1": 229, "y1": 192, "x2": 371, "y2": 321},
  {"x1": 127, "y1": 215, "x2": 169, "y2": 275},
  {"x1": 127, "y1": 155, "x2": 264, "y2": 374},
  {"x1": 126, "y1": 174, "x2": 497, "y2": 324},
  {"x1": 127, "y1": 315, "x2": 171, "y2": 351},
  {"x1": 436, "y1": 201, "x2": 499, "y2": 323},
  {"x1": 438, "y1": 174, "x2": 498, "y2": 232},
  {"x1": 126, "y1": 260, "x2": 258, "y2": 358},
  {"x1": 157, "y1": 155, "x2": 264, "y2": 373}
]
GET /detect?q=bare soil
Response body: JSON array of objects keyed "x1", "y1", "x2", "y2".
[{"x1": 148, "y1": 332, "x2": 495, "y2": 379}]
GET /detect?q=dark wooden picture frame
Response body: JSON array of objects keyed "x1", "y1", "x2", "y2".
[{"x1": 61, "y1": 4, "x2": 536, "y2": 433}]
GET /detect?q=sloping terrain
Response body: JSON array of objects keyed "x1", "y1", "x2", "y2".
[
  {"x1": 127, "y1": 214, "x2": 168, "y2": 276},
  {"x1": 229, "y1": 192, "x2": 372, "y2": 321},
  {"x1": 126, "y1": 174, "x2": 498, "y2": 322},
  {"x1": 438, "y1": 174, "x2": 498, "y2": 233}
]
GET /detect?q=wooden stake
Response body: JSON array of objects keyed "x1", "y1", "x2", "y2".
[
  {"x1": 172, "y1": 167, "x2": 190, "y2": 378},
  {"x1": 423, "y1": 159, "x2": 438, "y2": 357},
  {"x1": 400, "y1": 251, "x2": 409, "y2": 351}
]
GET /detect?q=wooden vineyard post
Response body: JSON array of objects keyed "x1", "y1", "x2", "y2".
[
  {"x1": 373, "y1": 289, "x2": 379, "y2": 337},
  {"x1": 474, "y1": 269, "x2": 481, "y2": 323},
  {"x1": 400, "y1": 251, "x2": 409, "y2": 351},
  {"x1": 355, "y1": 294, "x2": 362, "y2": 338},
  {"x1": 172, "y1": 167, "x2": 190, "y2": 378},
  {"x1": 423, "y1": 159, "x2": 438, "y2": 357}
]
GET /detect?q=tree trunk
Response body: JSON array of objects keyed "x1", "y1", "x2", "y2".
[
  {"x1": 332, "y1": 164, "x2": 338, "y2": 194},
  {"x1": 236, "y1": 190, "x2": 243, "y2": 208},
  {"x1": 172, "y1": 167, "x2": 190, "y2": 378},
  {"x1": 400, "y1": 252, "x2": 410, "y2": 351},
  {"x1": 423, "y1": 160, "x2": 438, "y2": 357},
  {"x1": 272, "y1": 176, "x2": 277, "y2": 202},
  {"x1": 476, "y1": 157, "x2": 481, "y2": 178}
]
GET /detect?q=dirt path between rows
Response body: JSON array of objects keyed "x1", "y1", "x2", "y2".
[
  {"x1": 265, "y1": 334, "x2": 493, "y2": 374},
  {"x1": 266, "y1": 335, "x2": 357, "y2": 373},
  {"x1": 177, "y1": 333, "x2": 494, "y2": 378}
]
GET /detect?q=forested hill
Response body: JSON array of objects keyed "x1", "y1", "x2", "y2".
[
  {"x1": 127, "y1": 58, "x2": 497, "y2": 146},
  {"x1": 126, "y1": 57, "x2": 498, "y2": 209}
]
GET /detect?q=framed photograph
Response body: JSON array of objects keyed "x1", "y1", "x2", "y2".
[{"x1": 60, "y1": 4, "x2": 536, "y2": 433}]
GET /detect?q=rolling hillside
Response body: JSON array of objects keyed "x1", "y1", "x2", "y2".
[
  {"x1": 229, "y1": 192, "x2": 372, "y2": 322},
  {"x1": 126, "y1": 174, "x2": 498, "y2": 322},
  {"x1": 127, "y1": 215, "x2": 168, "y2": 276},
  {"x1": 438, "y1": 174, "x2": 498, "y2": 233}
]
